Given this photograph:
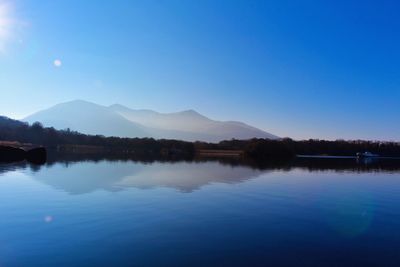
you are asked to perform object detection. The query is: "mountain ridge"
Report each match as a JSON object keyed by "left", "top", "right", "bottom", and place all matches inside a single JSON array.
[{"left": 24, "top": 100, "right": 279, "bottom": 142}]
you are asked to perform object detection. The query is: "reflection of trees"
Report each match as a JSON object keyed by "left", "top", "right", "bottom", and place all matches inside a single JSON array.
[
  {"left": 44, "top": 153, "right": 400, "bottom": 173},
  {"left": 290, "top": 157, "right": 400, "bottom": 173},
  {"left": 43, "top": 152, "right": 400, "bottom": 173},
  {"left": 2, "top": 154, "right": 400, "bottom": 179}
]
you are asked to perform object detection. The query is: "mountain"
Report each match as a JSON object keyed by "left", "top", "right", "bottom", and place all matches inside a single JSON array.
[
  {"left": 23, "top": 100, "right": 149, "bottom": 138},
  {"left": 24, "top": 100, "right": 278, "bottom": 142}
]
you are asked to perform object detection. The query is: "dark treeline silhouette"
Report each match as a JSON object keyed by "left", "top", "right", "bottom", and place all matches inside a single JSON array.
[
  {"left": 284, "top": 138, "right": 400, "bottom": 156},
  {"left": 0, "top": 116, "right": 194, "bottom": 157},
  {"left": 1, "top": 116, "right": 400, "bottom": 160},
  {"left": 195, "top": 138, "right": 400, "bottom": 157},
  {"left": 195, "top": 139, "right": 294, "bottom": 159}
]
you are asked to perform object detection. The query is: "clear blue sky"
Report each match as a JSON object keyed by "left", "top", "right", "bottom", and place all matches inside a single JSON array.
[{"left": 0, "top": 0, "right": 399, "bottom": 140}]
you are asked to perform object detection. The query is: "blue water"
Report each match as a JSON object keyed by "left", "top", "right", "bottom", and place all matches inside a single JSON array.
[{"left": 0, "top": 160, "right": 400, "bottom": 266}]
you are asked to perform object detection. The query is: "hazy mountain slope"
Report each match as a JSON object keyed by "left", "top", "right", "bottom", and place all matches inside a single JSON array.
[
  {"left": 109, "top": 104, "right": 212, "bottom": 132},
  {"left": 24, "top": 100, "right": 150, "bottom": 138},
  {"left": 24, "top": 100, "right": 278, "bottom": 142},
  {"left": 109, "top": 104, "right": 278, "bottom": 140}
]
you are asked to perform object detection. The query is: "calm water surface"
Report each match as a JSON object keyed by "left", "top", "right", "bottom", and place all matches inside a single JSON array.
[{"left": 0, "top": 159, "right": 400, "bottom": 266}]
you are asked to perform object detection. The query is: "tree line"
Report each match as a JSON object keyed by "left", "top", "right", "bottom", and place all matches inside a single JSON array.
[
  {"left": 0, "top": 116, "right": 194, "bottom": 157},
  {"left": 1, "top": 116, "right": 400, "bottom": 159},
  {"left": 195, "top": 138, "right": 400, "bottom": 158}
]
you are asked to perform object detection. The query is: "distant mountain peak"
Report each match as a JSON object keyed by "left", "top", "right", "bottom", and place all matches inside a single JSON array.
[
  {"left": 181, "top": 109, "right": 197, "bottom": 114},
  {"left": 174, "top": 109, "right": 206, "bottom": 118},
  {"left": 62, "top": 99, "right": 97, "bottom": 105}
]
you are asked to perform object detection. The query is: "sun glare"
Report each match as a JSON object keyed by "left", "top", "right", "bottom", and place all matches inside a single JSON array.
[{"left": 0, "top": 1, "right": 13, "bottom": 52}]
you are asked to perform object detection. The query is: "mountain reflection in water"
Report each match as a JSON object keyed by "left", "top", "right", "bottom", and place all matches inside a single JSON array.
[{"left": 1, "top": 156, "right": 400, "bottom": 195}]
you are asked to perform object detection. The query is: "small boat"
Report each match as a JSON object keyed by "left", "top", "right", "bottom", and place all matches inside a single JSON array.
[{"left": 356, "top": 151, "right": 379, "bottom": 158}]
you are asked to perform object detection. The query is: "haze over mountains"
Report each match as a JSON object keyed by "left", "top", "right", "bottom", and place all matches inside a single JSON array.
[{"left": 24, "top": 100, "right": 278, "bottom": 142}]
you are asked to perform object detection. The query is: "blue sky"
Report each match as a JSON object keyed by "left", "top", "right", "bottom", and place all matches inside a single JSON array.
[{"left": 0, "top": 0, "right": 399, "bottom": 140}]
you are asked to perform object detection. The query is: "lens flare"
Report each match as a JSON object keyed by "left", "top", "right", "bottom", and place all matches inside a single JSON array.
[
  {"left": 53, "top": 59, "right": 62, "bottom": 67},
  {"left": 44, "top": 215, "right": 53, "bottom": 223}
]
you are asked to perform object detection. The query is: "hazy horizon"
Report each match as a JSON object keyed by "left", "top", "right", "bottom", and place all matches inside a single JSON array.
[{"left": 1, "top": 0, "right": 400, "bottom": 140}]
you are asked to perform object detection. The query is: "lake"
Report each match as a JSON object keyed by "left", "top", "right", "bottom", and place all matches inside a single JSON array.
[{"left": 0, "top": 158, "right": 400, "bottom": 266}]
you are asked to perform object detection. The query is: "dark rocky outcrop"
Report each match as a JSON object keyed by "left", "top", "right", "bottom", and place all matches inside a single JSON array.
[
  {"left": 0, "top": 146, "right": 26, "bottom": 162},
  {"left": 0, "top": 145, "right": 47, "bottom": 164},
  {"left": 26, "top": 147, "right": 47, "bottom": 165}
]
